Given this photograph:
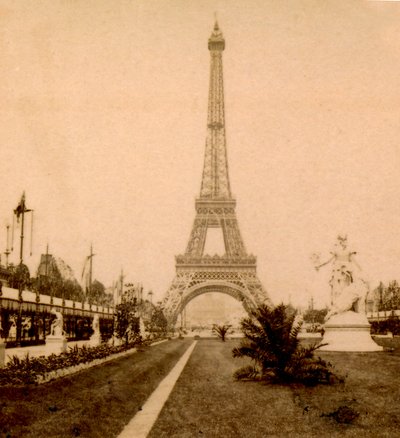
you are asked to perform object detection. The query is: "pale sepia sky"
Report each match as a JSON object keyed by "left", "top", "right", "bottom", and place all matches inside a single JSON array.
[{"left": 1, "top": 0, "right": 400, "bottom": 307}]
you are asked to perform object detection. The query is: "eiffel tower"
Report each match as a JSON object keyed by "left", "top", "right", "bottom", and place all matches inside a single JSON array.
[{"left": 162, "top": 22, "right": 271, "bottom": 325}]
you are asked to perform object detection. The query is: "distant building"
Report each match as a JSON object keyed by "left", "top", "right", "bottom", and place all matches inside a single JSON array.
[
  {"left": 37, "top": 254, "right": 77, "bottom": 283},
  {"left": 36, "top": 253, "right": 82, "bottom": 301}
]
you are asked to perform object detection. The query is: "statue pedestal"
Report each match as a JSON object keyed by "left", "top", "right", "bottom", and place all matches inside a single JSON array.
[
  {"left": 45, "top": 336, "right": 67, "bottom": 355},
  {"left": 320, "top": 311, "right": 383, "bottom": 352},
  {"left": 109, "top": 335, "right": 122, "bottom": 346},
  {"left": 89, "top": 333, "right": 102, "bottom": 347},
  {"left": 0, "top": 341, "right": 6, "bottom": 367}
]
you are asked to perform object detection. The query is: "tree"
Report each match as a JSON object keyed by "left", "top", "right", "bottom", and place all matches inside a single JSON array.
[
  {"left": 148, "top": 305, "right": 168, "bottom": 337},
  {"left": 62, "top": 279, "right": 84, "bottom": 301},
  {"left": 8, "top": 264, "right": 30, "bottom": 290},
  {"left": 115, "top": 297, "right": 141, "bottom": 344},
  {"left": 232, "top": 304, "right": 339, "bottom": 386},
  {"left": 89, "top": 279, "right": 106, "bottom": 305},
  {"left": 375, "top": 280, "right": 400, "bottom": 311},
  {"left": 386, "top": 280, "right": 400, "bottom": 310},
  {"left": 212, "top": 324, "right": 232, "bottom": 342}
]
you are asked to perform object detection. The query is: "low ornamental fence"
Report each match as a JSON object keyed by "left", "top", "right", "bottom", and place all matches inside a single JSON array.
[{"left": 367, "top": 310, "right": 400, "bottom": 322}]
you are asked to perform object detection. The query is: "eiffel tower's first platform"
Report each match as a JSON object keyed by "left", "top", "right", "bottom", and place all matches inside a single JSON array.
[{"left": 162, "top": 23, "right": 271, "bottom": 325}]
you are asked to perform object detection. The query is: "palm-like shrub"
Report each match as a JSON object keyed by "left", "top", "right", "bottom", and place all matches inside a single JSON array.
[
  {"left": 212, "top": 324, "right": 232, "bottom": 342},
  {"left": 232, "top": 304, "right": 338, "bottom": 386}
]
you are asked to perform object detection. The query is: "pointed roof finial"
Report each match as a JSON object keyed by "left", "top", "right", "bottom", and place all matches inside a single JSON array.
[
  {"left": 214, "top": 12, "right": 219, "bottom": 30},
  {"left": 209, "top": 16, "right": 224, "bottom": 50}
]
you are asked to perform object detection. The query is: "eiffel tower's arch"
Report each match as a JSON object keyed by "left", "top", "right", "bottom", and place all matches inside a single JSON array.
[
  {"left": 166, "top": 281, "right": 256, "bottom": 327},
  {"left": 162, "top": 22, "right": 271, "bottom": 327}
]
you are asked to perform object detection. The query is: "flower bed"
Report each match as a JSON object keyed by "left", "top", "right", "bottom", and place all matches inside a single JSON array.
[{"left": 0, "top": 341, "right": 142, "bottom": 386}]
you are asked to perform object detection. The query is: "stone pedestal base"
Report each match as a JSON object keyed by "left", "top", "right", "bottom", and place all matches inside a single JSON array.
[
  {"left": 109, "top": 335, "right": 121, "bottom": 346},
  {"left": 89, "top": 334, "right": 102, "bottom": 347},
  {"left": 0, "top": 341, "right": 6, "bottom": 367},
  {"left": 45, "top": 336, "right": 67, "bottom": 354},
  {"left": 320, "top": 311, "right": 383, "bottom": 352}
]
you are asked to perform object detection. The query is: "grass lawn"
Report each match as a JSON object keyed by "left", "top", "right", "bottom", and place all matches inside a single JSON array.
[
  {"left": 1, "top": 337, "right": 399, "bottom": 437},
  {"left": 149, "top": 339, "right": 400, "bottom": 438},
  {"left": 0, "top": 339, "right": 192, "bottom": 438}
]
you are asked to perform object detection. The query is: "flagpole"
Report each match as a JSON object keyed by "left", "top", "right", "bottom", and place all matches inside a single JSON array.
[
  {"left": 11, "top": 215, "right": 15, "bottom": 252},
  {"left": 47, "top": 244, "right": 54, "bottom": 305},
  {"left": 119, "top": 268, "right": 124, "bottom": 305},
  {"left": 19, "top": 194, "right": 25, "bottom": 266},
  {"left": 89, "top": 244, "right": 93, "bottom": 300},
  {"left": 4, "top": 225, "right": 10, "bottom": 267},
  {"left": 88, "top": 244, "right": 95, "bottom": 309},
  {"left": 113, "top": 268, "right": 124, "bottom": 344},
  {"left": 15, "top": 192, "right": 32, "bottom": 347}
]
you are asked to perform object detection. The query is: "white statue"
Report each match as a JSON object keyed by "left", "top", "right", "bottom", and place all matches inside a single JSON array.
[
  {"left": 89, "top": 314, "right": 101, "bottom": 345},
  {"left": 8, "top": 317, "right": 17, "bottom": 340},
  {"left": 92, "top": 314, "right": 100, "bottom": 334},
  {"left": 314, "top": 235, "right": 368, "bottom": 319},
  {"left": 50, "top": 308, "right": 64, "bottom": 337}
]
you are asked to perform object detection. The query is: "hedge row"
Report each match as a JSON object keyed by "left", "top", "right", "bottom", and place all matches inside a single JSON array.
[
  {"left": 370, "top": 318, "right": 400, "bottom": 335},
  {"left": 0, "top": 340, "right": 142, "bottom": 386}
]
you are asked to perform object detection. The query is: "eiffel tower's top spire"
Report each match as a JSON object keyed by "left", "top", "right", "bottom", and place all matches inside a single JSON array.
[
  {"left": 208, "top": 20, "right": 224, "bottom": 50},
  {"left": 200, "top": 22, "right": 231, "bottom": 199}
]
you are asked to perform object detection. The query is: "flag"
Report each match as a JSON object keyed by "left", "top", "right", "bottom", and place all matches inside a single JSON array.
[
  {"left": 81, "top": 255, "right": 91, "bottom": 291},
  {"left": 14, "top": 192, "right": 26, "bottom": 222},
  {"left": 81, "top": 247, "right": 95, "bottom": 295},
  {"left": 81, "top": 255, "right": 89, "bottom": 280}
]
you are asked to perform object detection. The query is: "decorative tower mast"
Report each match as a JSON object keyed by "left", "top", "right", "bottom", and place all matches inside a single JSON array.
[
  {"left": 4, "top": 225, "right": 11, "bottom": 267},
  {"left": 89, "top": 244, "right": 94, "bottom": 298},
  {"left": 119, "top": 268, "right": 124, "bottom": 305},
  {"left": 162, "top": 23, "right": 270, "bottom": 326},
  {"left": 13, "top": 192, "right": 34, "bottom": 346},
  {"left": 87, "top": 244, "right": 95, "bottom": 308}
]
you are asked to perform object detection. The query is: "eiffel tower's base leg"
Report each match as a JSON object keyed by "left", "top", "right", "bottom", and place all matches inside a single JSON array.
[{"left": 162, "top": 268, "right": 271, "bottom": 328}]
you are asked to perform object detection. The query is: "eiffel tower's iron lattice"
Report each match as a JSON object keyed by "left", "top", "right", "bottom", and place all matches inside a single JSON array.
[{"left": 162, "top": 23, "right": 271, "bottom": 325}]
